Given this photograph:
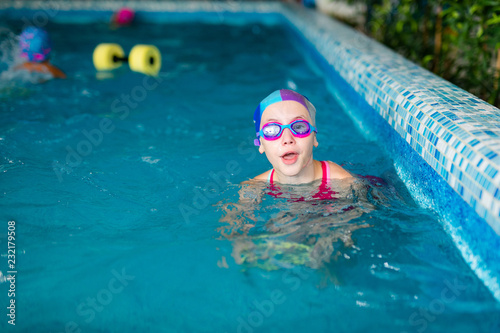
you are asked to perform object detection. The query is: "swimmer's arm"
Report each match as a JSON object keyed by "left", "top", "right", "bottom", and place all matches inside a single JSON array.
[
  {"left": 239, "top": 168, "right": 274, "bottom": 203},
  {"left": 15, "top": 62, "right": 66, "bottom": 79},
  {"left": 238, "top": 179, "right": 266, "bottom": 204},
  {"left": 235, "top": 169, "right": 271, "bottom": 203},
  {"left": 229, "top": 177, "right": 272, "bottom": 230},
  {"left": 47, "top": 64, "right": 66, "bottom": 79},
  {"left": 217, "top": 182, "right": 263, "bottom": 238},
  {"left": 326, "top": 161, "right": 383, "bottom": 213}
]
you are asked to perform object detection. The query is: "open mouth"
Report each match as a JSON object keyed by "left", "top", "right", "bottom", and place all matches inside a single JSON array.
[{"left": 281, "top": 151, "right": 299, "bottom": 164}]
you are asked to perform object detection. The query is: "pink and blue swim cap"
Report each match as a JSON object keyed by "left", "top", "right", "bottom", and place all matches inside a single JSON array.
[
  {"left": 253, "top": 89, "right": 316, "bottom": 146},
  {"left": 19, "top": 27, "right": 52, "bottom": 63}
]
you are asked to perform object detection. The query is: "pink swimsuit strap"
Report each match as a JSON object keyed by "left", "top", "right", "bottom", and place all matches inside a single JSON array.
[
  {"left": 268, "top": 161, "right": 329, "bottom": 185},
  {"left": 267, "top": 161, "right": 336, "bottom": 201},
  {"left": 314, "top": 161, "right": 335, "bottom": 200}
]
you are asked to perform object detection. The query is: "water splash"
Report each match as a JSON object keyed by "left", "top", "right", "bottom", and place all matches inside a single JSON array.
[{"left": 0, "top": 27, "right": 21, "bottom": 70}]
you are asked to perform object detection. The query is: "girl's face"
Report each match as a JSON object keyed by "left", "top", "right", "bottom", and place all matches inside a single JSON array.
[{"left": 259, "top": 100, "right": 318, "bottom": 180}]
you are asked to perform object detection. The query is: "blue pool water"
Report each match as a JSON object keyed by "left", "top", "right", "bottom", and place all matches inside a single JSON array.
[{"left": 0, "top": 20, "right": 500, "bottom": 332}]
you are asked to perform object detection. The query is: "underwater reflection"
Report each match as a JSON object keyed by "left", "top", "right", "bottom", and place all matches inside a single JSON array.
[{"left": 218, "top": 175, "right": 393, "bottom": 275}]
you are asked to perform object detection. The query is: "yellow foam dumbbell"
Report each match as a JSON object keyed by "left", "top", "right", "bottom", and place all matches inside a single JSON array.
[
  {"left": 92, "top": 43, "right": 126, "bottom": 71},
  {"left": 92, "top": 43, "right": 161, "bottom": 76},
  {"left": 129, "top": 44, "right": 161, "bottom": 76}
]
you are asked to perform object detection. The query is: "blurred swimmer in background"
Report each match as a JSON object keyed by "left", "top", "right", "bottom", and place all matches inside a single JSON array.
[
  {"left": 110, "top": 7, "right": 135, "bottom": 29},
  {"left": 16, "top": 26, "right": 66, "bottom": 79}
]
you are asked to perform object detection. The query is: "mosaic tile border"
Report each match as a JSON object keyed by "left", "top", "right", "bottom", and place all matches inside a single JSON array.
[{"left": 0, "top": 0, "right": 282, "bottom": 13}]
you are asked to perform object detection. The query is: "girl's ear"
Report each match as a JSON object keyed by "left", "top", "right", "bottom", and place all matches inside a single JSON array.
[
  {"left": 259, "top": 144, "right": 265, "bottom": 154},
  {"left": 313, "top": 134, "right": 318, "bottom": 148}
]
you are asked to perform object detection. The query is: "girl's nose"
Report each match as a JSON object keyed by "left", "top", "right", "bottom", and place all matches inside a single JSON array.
[{"left": 281, "top": 128, "right": 295, "bottom": 145}]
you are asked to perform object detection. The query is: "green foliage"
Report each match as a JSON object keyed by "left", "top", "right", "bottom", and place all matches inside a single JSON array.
[{"left": 345, "top": 0, "right": 500, "bottom": 106}]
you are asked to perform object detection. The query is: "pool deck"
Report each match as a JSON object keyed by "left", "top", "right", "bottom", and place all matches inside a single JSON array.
[{"left": 3, "top": 0, "right": 500, "bottom": 301}]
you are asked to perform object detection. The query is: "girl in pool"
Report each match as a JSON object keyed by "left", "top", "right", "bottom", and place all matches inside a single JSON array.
[
  {"left": 16, "top": 27, "right": 66, "bottom": 79},
  {"left": 218, "top": 90, "right": 384, "bottom": 271},
  {"left": 252, "top": 89, "right": 352, "bottom": 189}
]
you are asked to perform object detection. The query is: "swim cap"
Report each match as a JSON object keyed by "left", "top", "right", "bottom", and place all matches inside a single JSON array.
[
  {"left": 19, "top": 27, "right": 52, "bottom": 63},
  {"left": 253, "top": 89, "right": 316, "bottom": 145},
  {"left": 115, "top": 8, "right": 135, "bottom": 26}
]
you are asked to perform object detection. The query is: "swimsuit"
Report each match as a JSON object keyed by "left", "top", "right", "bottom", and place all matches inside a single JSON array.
[{"left": 266, "top": 161, "right": 338, "bottom": 201}]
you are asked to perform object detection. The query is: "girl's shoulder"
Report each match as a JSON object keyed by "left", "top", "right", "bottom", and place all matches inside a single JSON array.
[
  {"left": 323, "top": 160, "right": 353, "bottom": 180},
  {"left": 253, "top": 169, "right": 272, "bottom": 181}
]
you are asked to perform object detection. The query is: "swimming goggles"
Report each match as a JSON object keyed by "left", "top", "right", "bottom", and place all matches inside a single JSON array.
[{"left": 257, "top": 119, "right": 317, "bottom": 142}]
